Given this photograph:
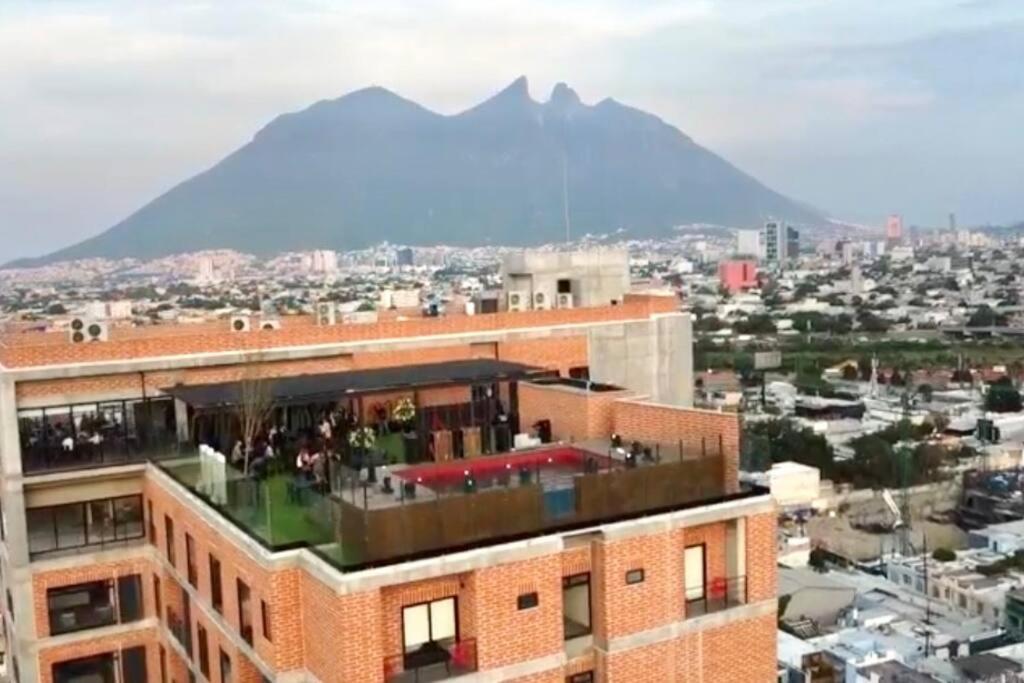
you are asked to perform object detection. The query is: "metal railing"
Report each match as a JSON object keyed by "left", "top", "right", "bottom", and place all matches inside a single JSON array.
[
  {"left": 21, "top": 438, "right": 181, "bottom": 475},
  {"left": 684, "top": 576, "right": 747, "bottom": 618},
  {"left": 383, "top": 638, "right": 478, "bottom": 682}
]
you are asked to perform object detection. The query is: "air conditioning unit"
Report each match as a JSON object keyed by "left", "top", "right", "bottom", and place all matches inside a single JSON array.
[
  {"left": 69, "top": 318, "right": 108, "bottom": 343},
  {"left": 533, "top": 291, "right": 550, "bottom": 311},
  {"left": 259, "top": 319, "right": 281, "bottom": 331},
  {"left": 557, "top": 293, "right": 574, "bottom": 309},
  {"left": 230, "top": 315, "right": 251, "bottom": 332},
  {"left": 507, "top": 290, "right": 529, "bottom": 312},
  {"left": 316, "top": 302, "right": 336, "bottom": 326}
]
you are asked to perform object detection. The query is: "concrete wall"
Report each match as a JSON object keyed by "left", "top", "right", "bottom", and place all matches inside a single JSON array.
[
  {"left": 587, "top": 312, "right": 694, "bottom": 407},
  {"left": 501, "top": 250, "right": 629, "bottom": 310}
]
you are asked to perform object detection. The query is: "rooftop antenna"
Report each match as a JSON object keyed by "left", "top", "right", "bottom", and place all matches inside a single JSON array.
[{"left": 562, "top": 150, "right": 572, "bottom": 244}]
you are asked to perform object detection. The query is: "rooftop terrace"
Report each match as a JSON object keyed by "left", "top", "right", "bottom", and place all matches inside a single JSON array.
[{"left": 159, "top": 438, "right": 753, "bottom": 572}]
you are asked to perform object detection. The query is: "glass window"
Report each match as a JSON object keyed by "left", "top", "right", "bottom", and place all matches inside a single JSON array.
[
  {"left": 219, "top": 649, "right": 233, "bottom": 683},
  {"left": 402, "top": 597, "right": 457, "bottom": 653},
  {"left": 261, "top": 600, "right": 272, "bottom": 642},
  {"left": 121, "top": 646, "right": 147, "bottom": 682},
  {"left": 562, "top": 573, "right": 591, "bottom": 639},
  {"left": 198, "top": 624, "right": 210, "bottom": 678},
  {"left": 165, "top": 516, "right": 176, "bottom": 566},
  {"left": 210, "top": 555, "right": 223, "bottom": 613},
  {"left": 237, "top": 579, "right": 253, "bottom": 644},
  {"left": 55, "top": 504, "right": 87, "bottom": 549},
  {"left": 27, "top": 507, "right": 57, "bottom": 555},
  {"left": 117, "top": 575, "right": 143, "bottom": 623},
  {"left": 47, "top": 581, "right": 116, "bottom": 635},
  {"left": 186, "top": 534, "right": 197, "bottom": 587},
  {"left": 52, "top": 652, "right": 117, "bottom": 683},
  {"left": 684, "top": 545, "right": 706, "bottom": 601},
  {"left": 87, "top": 500, "right": 117, "bottom": 544},
  {"left": 114, "top": 496, "right": 143, "bottom": 539},
  {"left": 27, "top": 496, "right": 145, "bottom": 559}
]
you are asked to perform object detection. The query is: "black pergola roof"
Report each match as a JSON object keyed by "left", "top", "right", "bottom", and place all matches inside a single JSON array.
[{"left": 167, "top": 359, "right": 543, "bottom": 409}]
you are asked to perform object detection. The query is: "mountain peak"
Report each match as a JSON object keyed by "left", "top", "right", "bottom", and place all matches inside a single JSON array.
[
  {"left": 15, "top": 78, "right": 823, "bottom": 266},
  {"left": 549, "top": 82, "right": 581, "bottom": 108}
]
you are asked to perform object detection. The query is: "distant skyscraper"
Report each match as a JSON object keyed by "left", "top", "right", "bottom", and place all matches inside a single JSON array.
[
  {"left": 886, "top": 214, "right": 903, "bottom": 245},
  {"left": 309, "top": 249, "right": 338, "bottom": 273},
  {"left": 949, "top": 212, "right": 957, "bottom": 233},
  {"left": 736, "top": 229, "right": 761, "bottom": 259},
  {"left": 761, "top": 221, "right": 798, "bottom": 264},
  {"left": 396, "top": 247, "right": 414, "bottom": 267},
  {"left": 197, "top": 256, "right": 215, "bottom": 283}
]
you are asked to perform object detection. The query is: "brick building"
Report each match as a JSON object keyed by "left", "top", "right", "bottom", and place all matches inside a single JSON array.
[
  {"left": 717, "top": 260, "right": 758, "bottom": 294},
  {"left": 0, "top": 269, "right": 776, "bottom": 682}
]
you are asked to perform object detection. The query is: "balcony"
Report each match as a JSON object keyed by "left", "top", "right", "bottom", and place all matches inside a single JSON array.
[
  {"left": 383, "top": 639, "right": 477, "bottom": 683},
  {"left": 685, "top": 576, "right": 747, "bottom": 618},
  {"left": 18, "top": 397, "right": 179, "bottom": 475}
]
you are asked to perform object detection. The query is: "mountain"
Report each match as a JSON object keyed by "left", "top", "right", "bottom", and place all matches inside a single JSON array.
[{"left": 14, "top": 77, "right": 824, "bottom": 265}]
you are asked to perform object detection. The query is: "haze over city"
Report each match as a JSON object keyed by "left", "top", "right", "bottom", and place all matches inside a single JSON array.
[{"left": 2, "top": 0, "right": 1024, "bottom": 260}]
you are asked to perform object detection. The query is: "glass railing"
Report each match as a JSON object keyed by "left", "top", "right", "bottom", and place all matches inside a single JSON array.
[
  {"left": 383, "top": 638, "right": 478, "bottom": 682},
  {"left": 157, "top": 442, "right": 760, "bottom": 573},
  {"left": 684, "top": 576, "right": 747, "bottom": 618},
  {"left": 22, "top": 437, "right": 182, "bottom": 475},
  {"left": 159, "top": 451, "right": 335, "bottom": 551}
]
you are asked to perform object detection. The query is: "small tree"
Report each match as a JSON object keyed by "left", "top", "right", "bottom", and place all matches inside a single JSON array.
[
  {"left": 841, "top": 364, "right": 859, "bottom": 381},
  {"left": 932, "top": 547, "right": 956, "bottom": 562},
  {"left": 236, "top": 358, "right": 274, "bottom": 474}
]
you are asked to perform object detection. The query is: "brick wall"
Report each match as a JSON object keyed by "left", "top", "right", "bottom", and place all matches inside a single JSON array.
[
  {"left": 518, "top": 382, "right": 631, "bottom": 443},
  {"left": 473, "top": 554, "right": 564, "bottom": 671},
  {"left": 16, "top": 334, "right": 586, "bottom": 405},
  {"left": 3, "top": 296, "right": 674, "bottom": 368},
  {"left": 612, "top": 399, "right": 740, "bottom": 492},
  {"left": 745, "top": 512, "right": 778, "bottom": 603}
]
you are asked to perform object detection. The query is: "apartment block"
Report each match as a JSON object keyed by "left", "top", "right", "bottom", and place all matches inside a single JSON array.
[{"left": 0, "top": 265, "right": 776, "bottom": 682}]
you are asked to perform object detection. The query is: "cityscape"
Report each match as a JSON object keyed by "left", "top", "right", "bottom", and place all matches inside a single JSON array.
[{"left": 3, "top": 2, "right": 1024, "bottom": 683}]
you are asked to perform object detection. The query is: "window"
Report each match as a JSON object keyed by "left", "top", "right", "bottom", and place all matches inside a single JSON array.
[
  {"left": 186, "top": 533, "right": 197, "bottom": 587},
  {"left": 402, "top": 597, "right": 457, "bottom": 657},
  {"left": 219, "top": 649, "right": 233, "bottom": 683},
  {"left": 52, "top": 653, "right": 116, "bottom": 683},
  {"left": 26, "top": 496, "right": 144, "bottom": 558},
  {"left": 154, "top": 575, "right": 162, "bottom": 622},
  {"left": 121, "top": 646, "right": 147, "bottom": 682},
  {"left": 147, "top": 500, "right": 156, "bottom": 544},
  {"left": 684, "top": 545, "right": 706, "bottom": 602},
  {"left": 18, "top": 397, "right": 177, "bottom": 474},
  {"left": 517, "top": 592, "right": 539, "bottom": 610},
  {"left": 209, "top": 554, "right": 223, "bottom": 613},
  {"left": 164, "top": 515, "right": 175, "bottom": 566},
  {"left": 159, "top": 645, "right": 167, "bottom": 683},
  {"left": 237, "top": 579, "right": 253, "bottom": 645},
  {"left": 562, "top": 573, "right": 591, "bottom": 639},
  {"left": 568, "top": 673, "right": 594, "bottom": 683},
  {"left": 261, "top": 600, "right": 272, "bottom": 642},
  {"left": 47, "top": 575, "right": 143, "bottom": 636},
  {"left": 197, "top": 624, "right": 210, "bottom": 677},
  {"left": 625, "top": 569, "right": 644, "bottom": 585}
]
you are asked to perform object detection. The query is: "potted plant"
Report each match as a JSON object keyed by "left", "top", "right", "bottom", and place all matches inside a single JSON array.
[
  {"left": 392, "top": 397, "right": 420, "bottom": 462},
  {"left": 348, "top": 426, "right": 378, "bottom": 482}
]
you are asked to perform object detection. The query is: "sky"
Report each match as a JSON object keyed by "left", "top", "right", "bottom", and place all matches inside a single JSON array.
[{"left": 2, "top": 0, "right": 1023, "bottom": 260}]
